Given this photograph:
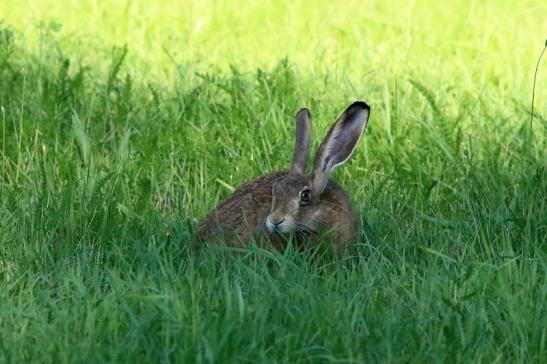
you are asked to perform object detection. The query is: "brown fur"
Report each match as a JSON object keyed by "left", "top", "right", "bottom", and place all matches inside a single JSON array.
[{"left": 196, "top": 171, "right": 285, "bottom": 247}]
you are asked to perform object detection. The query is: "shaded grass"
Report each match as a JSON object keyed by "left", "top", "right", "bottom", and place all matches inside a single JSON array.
[{"left": 0, "top": 9, "right": 546, "bottom": 364}]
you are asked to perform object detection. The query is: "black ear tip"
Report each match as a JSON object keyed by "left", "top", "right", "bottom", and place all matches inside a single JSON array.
[
  {"left": 296, "top": 107, "right": 311, "bottom": 118},
  {"left": 349, "top": 101, "right": 370, "bottom": 111}
]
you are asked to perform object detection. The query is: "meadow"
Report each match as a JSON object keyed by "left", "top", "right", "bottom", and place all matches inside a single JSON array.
[{"left": 0, "top": 0, "right": 546, "bottom": 362}]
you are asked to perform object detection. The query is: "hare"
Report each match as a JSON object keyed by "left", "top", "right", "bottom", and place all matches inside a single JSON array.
[{"left": 196, "top": 101, "right": 370, "bottom": 250}]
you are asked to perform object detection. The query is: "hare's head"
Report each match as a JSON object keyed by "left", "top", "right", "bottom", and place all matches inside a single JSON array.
[{"left": 265, "top": 102, "right": 370, "bottom": 235}]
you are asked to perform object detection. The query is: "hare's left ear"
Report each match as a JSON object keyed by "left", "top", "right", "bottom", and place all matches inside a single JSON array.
[
  {"left": 290, "top": 108, "right": 312, "bottom": 174},
  {"left": 311, "top": 101, "right": 370, "bottom": 193}
]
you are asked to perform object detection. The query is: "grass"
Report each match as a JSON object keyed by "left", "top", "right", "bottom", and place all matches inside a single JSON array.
[{"left": 0, "top": 0, "right": 546, "bottom": 362}]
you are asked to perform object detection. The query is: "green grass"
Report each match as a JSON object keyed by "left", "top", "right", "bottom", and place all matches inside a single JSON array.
[{"left": 0, "top": 0, "right": 546, "bottom": 362}]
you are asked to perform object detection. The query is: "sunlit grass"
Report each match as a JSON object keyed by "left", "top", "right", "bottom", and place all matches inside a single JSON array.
[
  {"left": 0, "top": 0, "right": 546, "bottom": 362},
  {"left": 2, "top": 1, "right": 546, "bottom": 94}
]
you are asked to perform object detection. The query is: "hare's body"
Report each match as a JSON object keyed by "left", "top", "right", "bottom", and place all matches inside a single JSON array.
[
  {"left": 197, "top": 172, "right": 283, "bottom": 246},
  {"left": 196, "top": 171, "right": 360, "bottom": 247},
  {"left": 196, "top": 101, "right": 370, "bottom": 250}
]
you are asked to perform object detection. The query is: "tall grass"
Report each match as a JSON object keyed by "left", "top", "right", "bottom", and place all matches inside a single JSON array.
[{"left": 0, "top": 1, "right": 546, "bottom": 362}]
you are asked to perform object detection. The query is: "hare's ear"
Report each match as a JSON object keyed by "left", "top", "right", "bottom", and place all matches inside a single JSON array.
[
  {"left": 290, "top": 108, "right": 312, "bottom": 174},
  {"left": 311, "top": 101, "right": 370, "bottom": 193}
]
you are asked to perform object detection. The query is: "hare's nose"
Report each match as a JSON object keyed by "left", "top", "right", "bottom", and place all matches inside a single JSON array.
[{"left": 272, "top": 218, "right": 285, "bottom": 226}]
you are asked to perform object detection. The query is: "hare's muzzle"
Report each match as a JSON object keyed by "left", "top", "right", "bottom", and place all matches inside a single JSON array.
[{"left": 265, "top": 215, "right": 293, "bottom": 234}]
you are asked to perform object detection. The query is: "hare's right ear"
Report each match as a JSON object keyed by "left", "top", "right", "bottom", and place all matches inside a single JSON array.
[
  {"left": 290, "top": 108, "right": 312, "bottom": 174},
  {"left": 311, "top": 101, "right": 370, "bottom": 193}
]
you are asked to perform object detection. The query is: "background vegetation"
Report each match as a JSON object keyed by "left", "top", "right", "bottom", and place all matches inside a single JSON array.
[{"left": 0, "top": 0, "right": 546, "bottom": 362}]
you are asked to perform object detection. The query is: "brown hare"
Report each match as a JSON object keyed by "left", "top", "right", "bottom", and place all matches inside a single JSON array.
[{"left": 196, "top": 101, "right": 370, "bottom": 251}]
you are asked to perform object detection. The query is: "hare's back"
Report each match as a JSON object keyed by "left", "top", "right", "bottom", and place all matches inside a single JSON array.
[{"left": 197, "top": 171, "right": 288, "bottom": 243}]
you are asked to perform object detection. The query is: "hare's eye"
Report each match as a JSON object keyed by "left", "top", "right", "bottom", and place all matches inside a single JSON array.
[{"left": 300, "top": 189, "right": 311, "bottom": 204}]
